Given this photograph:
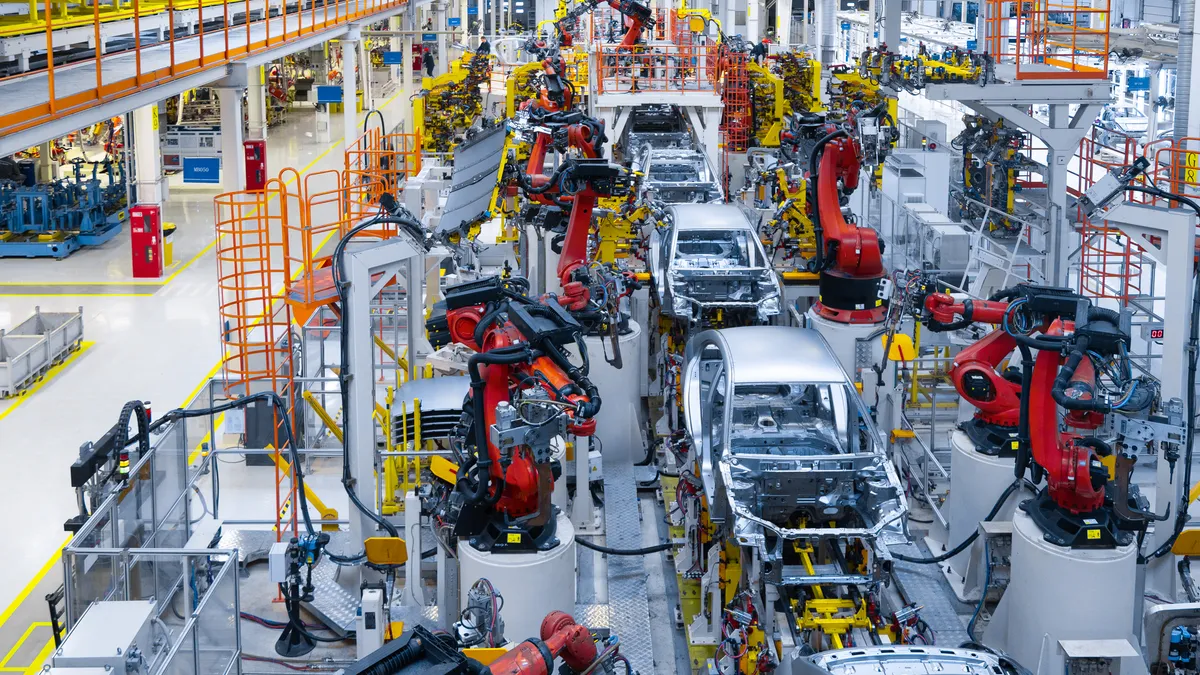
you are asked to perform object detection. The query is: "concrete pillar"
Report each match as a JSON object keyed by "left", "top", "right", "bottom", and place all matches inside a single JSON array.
[
  {"left": 747, "top": 0, "right": 759, "bottom": 40},
  {"left": 132, "top": 104, "right": 164, "bottom": 206},
  {"left": 217, "top": 87, "right": 246, "bottom": 192},
  {"left": 435, "top": 0, "right": 449, "bottom": 75},
  {"left": 492, "top": 0, "right": 500, "bottom": 39},
  {"left": 867, "top": 0, "right": 876, "bottom": 45},
  {"left": 724, "top": 0, "right": 735, "bottom": 37},
  {"left": 1148, "top": 63, "right": 1162, "bottom": 142},
  {"left": 391, "top": 15, "right": 403, "bottom": 84},
  {"left": 776, "top": 0, "right": 791, "bottom": 45},
  {"left": 359, "top": 36, "right": 372, "bottom": 110},
  {"left": 816, "top": 0, "right": 834, "bottom": 64},
  {"left": 883, "top": 0, "right": 900, "bottom": 48},
  {"left": 247, "top": 65, "right": 268, "bottom": 141},
  {"left": 799, "top": 0, "right": 807, "bottom": 45},
  {"left": 343, "top": 31, "right": 360, "bottom": 150}
]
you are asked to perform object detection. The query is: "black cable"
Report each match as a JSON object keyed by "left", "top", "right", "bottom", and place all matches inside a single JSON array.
[
  {"left": 891, "top": 480, "right": 1029, "bottom": 564},
  {"left": 575, "top": 537, "right": 673, "bottom": 555},
  {"left": 331, "top": 212, "right": 425, "bottom": 539}
]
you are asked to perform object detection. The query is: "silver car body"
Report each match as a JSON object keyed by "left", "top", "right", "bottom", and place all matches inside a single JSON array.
[
  {"left": 682, "top": 326, "right": 907, "bottom": 585},
  {"left": 792, "top": 647, "right": 1027, "bottom": 675},
  {"left": 649, "top": 204, "right": 783, "bottom": 323}
]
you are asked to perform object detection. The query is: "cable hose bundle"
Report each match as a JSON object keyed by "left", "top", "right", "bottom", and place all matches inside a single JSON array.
[{"left": 890, "top": 480, "right": 1031, "bottom": 564}]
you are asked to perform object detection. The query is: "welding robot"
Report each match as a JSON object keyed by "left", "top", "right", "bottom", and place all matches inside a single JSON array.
[
  {"left": 343, "top": 611, "right": 628, "bottom": 675},
  {"left": 802, "top": 127, "right": 893, "bottom": 373},
  {"left": 553, "top": 0, "right": 655, "bottom": 48},
  {"left": 425, "top": 275, "right": 600, "bottom": 554},
  {"left": 506, "top": 103, "right": 640, "bottom": 366},
  {"left": 909, "top": 282, "right": 1163, "bottom": 673}
]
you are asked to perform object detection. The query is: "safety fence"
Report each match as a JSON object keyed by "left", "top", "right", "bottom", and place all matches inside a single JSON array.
[
  {"left": 0, "top": 0, "right": 408, "bottom": 137},
  {"left": 593, "top": 42, "right": 717, "bottom": 94},
  {"left": 980, "top": 0, "right": 1109, "bottom": 80},
  {"left": 61, "top": 422, "right": 242, "bottom": 675}
]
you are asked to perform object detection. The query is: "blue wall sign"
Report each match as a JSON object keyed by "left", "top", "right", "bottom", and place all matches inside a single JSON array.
[
  {"left": 382, "top": 51, "right": 405, "bottom": 65},
  {"left": 840, "top": 21, "right": 850, "bottom": 29},
  {"left": 316, "top": 85, "right": 343, "bottom": 103},
  {"left": 182, "top": 157, "right": 221, "bottom": 184},
  {"left": 468, "top": 5, "right": 478, "bottom": 13},
  {"left": 1127, "top": 76, "right": 1150, "bottom": 91},
  {"left": 421, "top": 32, "right": 437, "bottom": 41},
  {"left": 448, "top": 16, "right": 461, "bottom": 26},
  {"left": 966, "top": 38, "right": 977, "bottom": 50}
]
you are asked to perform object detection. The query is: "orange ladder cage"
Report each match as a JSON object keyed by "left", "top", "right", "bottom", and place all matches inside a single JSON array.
[
  {"left": 719, "top": 48, "right": 751, "bottom": 200},
  {"left": 982, "top": 0, "right": 1109, "bottom": 80},
  {"left": 214, "top": 183, "right": 300, "bottom": 542}
]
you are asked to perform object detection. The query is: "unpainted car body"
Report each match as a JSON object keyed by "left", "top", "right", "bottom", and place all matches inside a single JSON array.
[
  {"left": 649, "top": 204, "right": 782, "bottom": 323},
  {"left": 682, "top": 326, "right": 907, "bottom": 586}
]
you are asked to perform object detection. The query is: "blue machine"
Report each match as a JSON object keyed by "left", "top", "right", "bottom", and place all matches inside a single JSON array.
[{"left": 0, "top": 158, "right": 127, "bottom": 259}]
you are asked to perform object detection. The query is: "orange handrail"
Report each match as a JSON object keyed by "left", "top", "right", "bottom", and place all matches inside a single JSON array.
[{"left": 0, "top": 0, "right": 410, "bottom": 138}]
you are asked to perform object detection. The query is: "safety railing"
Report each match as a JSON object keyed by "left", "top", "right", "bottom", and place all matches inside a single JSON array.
[
  {"left": 1079, "top": 216, "right": 1145, "bottom": 304},
  {"left": 345, "top": 126, "right": 422, "bottom": 214},
  {"left": 0, "top": 0, "right": 408, "bottom": 137},
  {"left": 981, "top": 0, "right": 1109, "bottom": 80},
  {"left": 593, "top": 42, "right": 717, "bottom": 94}
]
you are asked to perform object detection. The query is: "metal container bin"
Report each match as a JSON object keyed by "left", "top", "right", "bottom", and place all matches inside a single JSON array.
[
  {"left": 8, "top": 306, "right": 83, "bottom": 365},
  {"left": 0, "top": 330, "right": 51, "bottom": 397}
]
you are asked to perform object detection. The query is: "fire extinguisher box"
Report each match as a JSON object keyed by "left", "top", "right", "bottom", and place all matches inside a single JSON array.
[
  {"left": 244, "top": 139, "right": 267, "bottom": 190},
  {"left": 129, "top": 204, "right": 163, "bottom": 279}
]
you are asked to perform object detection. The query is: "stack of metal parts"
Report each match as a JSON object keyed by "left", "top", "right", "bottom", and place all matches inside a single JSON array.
[{"left": 0, "top": 160, "right": 127, "bottom": 258}]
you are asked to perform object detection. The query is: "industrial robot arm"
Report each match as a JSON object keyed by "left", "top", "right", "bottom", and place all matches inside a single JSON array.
[
  {"left": 425, "top": 276, "right": 602, "bottom": 551},
  {"left": 556, "top": 0, "right": 655, "bottom": 47}
]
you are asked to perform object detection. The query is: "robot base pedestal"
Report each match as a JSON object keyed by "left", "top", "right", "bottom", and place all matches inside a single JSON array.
[
  {"left": 805, "top": 309, "right": 883, "bottom": 376},
  {"left": 457, "top": 512, "right": 577, "bottom": 643},
  {"left": 927, "top": 430, "right": 1019, "bottom": 602},
  {"left": 984, "top": 510, "right": 1138, "bottom": 675},
  {"left": 582, "top": 321, "right": 644, "bottom": 464}
]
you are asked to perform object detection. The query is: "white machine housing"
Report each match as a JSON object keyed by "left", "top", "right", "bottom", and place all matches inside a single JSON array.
[{"left": 52, "top": 600, "right": 158, "bottom": 674}]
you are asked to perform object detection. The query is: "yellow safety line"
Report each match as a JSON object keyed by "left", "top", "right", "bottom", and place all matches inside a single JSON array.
[
  {"left": 0, "top": 538, "right": 69, "bottom": 630},
  {"left": 20, "top": 637, "right": 55, "bottom": 675},
  {"left": 0, "top": 622, "right": 49, "bottom": 669},
  {"left": 0, "top": 342, "right": 94, "bottom": 422}
]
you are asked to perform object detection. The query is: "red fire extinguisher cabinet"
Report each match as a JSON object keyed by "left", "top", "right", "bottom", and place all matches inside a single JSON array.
[
  {"left": 130, "top": 204, "right": 163, "bottom": 278},
  {"left": 244, "top": 140, "right": 267, "bottom": 190}
]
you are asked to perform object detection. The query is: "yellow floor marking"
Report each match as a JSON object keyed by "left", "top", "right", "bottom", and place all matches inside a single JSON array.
[
  {"left": 0, "top": 343, "right": 94, "bottom": 422},
  {"left": 0, "top": 623, "right": 50, "bottom": 669}
]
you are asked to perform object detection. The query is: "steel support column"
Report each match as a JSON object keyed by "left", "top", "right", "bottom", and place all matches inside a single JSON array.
[
  {"left": 132, "top": 104, "right": 165, "bottom": 206},
  {"left": 217, "top": 86, "right": 246, "bottom": 191},
  {"left": 343, "top": 27, "right": 361, "bottom": 150}
]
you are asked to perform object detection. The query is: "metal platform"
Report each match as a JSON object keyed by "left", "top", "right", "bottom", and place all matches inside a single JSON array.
[{"left": 0, "top": 0, "right": 404, "bottom": 155}]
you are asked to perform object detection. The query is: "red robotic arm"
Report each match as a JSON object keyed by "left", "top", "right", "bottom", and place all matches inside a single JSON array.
[
  {"left": 556, "top": 0, "right": 655, "bottom": 48},
  {"left": 810, "top": 131, "right": 889, "bottom": 324},
  {"left": 487, "top": 612, "right": 598, "bottom": 675}
]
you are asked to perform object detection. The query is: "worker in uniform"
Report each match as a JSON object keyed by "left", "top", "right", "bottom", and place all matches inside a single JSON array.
[{"left": 423, "top": 48, "right": 435, "bottom": 76}]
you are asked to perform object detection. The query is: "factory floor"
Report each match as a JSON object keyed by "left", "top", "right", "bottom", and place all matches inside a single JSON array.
[{"left": 0, "top": 88, "right": 412, "bottom": 672}]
